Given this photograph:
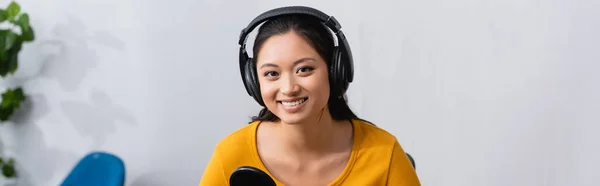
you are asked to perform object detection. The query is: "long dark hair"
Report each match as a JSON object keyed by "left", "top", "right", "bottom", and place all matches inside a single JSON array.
[{"left": 249, "top": 14, "right": 362, "bottom": 123}]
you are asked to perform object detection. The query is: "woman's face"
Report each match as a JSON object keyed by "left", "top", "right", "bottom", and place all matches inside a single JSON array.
[{"left": 255, "top": 31, "right": 331, "bottom": 124}]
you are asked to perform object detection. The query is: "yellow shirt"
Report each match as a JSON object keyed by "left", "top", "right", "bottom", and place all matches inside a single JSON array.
[{"left": 199, "top": 119, "right": 421, "bottom": 186}]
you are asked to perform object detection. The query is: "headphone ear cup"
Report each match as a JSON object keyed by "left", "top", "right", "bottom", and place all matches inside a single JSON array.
[
  {"left": 242, "top": 59, "right": 254, "bottom": 96},
  {"left": 337, "top": 49, "right": 349, "bottom": 95},
  {"left": 329, "top": 47, "right": 344, "bottom": 97},
  {"left": 245, "top": 58, "right": 265, "bottom": 106}
]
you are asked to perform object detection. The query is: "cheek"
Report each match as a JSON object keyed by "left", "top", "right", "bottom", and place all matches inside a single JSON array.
[
  {"left": 317, "top": 81, "right": 331, "bottom": 101},
  {"left": 259, "top": 80, "right": 277, "bottom": 101},
  {"left": 303, "top": 72, "right": 330, "bottom": 100}
]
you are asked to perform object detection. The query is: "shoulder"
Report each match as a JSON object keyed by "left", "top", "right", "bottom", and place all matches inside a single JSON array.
[
  {"left": 200, "top": 122, "right": 261, "bottom": 185},
  {"left": 353, "top": 119, "right": 399, "bottom": 147},
  {"left": 351, "top": 119, "right": 401, "bottom": 162},
  {"left": 346, "top": 119, "right": 420, "bottom": 185},
  {"left": 208, "top": 121, "right": 262, "bottom": 178},
  {"left": 213, "top": 121, "right": 259, "bottom": 154}
]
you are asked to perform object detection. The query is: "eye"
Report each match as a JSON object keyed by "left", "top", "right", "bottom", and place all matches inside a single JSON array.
[
  {"left": 297, "top": 67, "right": 314, "bottom": 73},
  {"left": 264, "top": 71, "right": 279, "bottom": 77}
]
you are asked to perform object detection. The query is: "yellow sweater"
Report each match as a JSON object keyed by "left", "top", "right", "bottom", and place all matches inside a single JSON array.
[{"left": 199, "top": 119, "right": 421, "bottom": 186}]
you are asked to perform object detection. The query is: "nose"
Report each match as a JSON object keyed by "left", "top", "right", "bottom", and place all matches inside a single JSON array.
[{"left": 280, "top": 76, "right": 300, "bottom": 97}]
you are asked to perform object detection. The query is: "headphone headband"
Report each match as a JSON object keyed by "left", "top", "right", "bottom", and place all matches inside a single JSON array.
[{"left": 238, "top": 6, "right": 342, "bottom": 45}]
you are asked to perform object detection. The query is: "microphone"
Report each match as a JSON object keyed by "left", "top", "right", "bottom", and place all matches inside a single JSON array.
[{"left": 229, "top": 166, "right": 276, "bottom": 186}]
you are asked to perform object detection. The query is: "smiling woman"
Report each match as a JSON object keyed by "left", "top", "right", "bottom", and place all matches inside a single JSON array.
[{"left": 199, "top": 6, "right": 421, "bottom": 186}]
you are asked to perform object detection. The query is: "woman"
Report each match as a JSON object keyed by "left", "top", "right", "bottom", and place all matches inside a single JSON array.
[{"left": 200, "top": 6, "right": 421, "bottom": 186}]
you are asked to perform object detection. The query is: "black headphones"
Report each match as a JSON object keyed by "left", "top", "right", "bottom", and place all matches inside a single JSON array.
[{"left": 238, "top": 6, "right": 354, "bottom": 106}]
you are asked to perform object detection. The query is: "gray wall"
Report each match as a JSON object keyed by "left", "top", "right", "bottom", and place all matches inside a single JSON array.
[{"left": 0, "top": 0, "right": 598, "bottom": 185}]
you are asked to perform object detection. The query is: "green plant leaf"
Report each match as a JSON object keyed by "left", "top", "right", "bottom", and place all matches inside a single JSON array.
[
  {"left": 0, "top": 29, "right": 18, "bottom": 52},
  {"left": 0, "top": 87, "right": 26, "bottom": 121},
  {"left": 6, "top": 40, "right": 21, "bottom": 75},
  {"left": 0, "top": 35, "right": 21, "bottom": 77},
  {"left": 0, "top": 29, "right": 16, "bottom": 65},
  {"left": 16, "top": 13, "right": 29, "bottom": 29},
  {"left": 0, "top": 51, "right": 7, "bottom": 73},
  {"left": 5, "top": 32, "right": 16, "bottom": 50},
  {"left": 14, "top": 13, "right": 34, "bottom": 41},
  {"left": 0, "top": 9, "right": 6, "bottom": 22},
  {"left": 0, "top": 30, "right": 6, "bottom": 61},
  {"left": 1, "top": 88, "right": 25, "bottom": 108},
  {"left": 0, "top": 107, "right": 12, "bottom": 121},
  {"left": 21, "top": 26, "right": 34, "bottom": 41},
  {"left": 5, "top": 1, "right": 20, "bottom": 20},
  {"left": 2, "top": 163, "right": 16, "bottom": 177}
]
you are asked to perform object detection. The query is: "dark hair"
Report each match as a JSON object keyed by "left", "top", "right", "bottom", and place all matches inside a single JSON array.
[{"left": 249, "top": 14, "right": 363, "bottom": 123}]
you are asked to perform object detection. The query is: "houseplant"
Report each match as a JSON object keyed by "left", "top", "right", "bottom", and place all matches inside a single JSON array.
[
  {"left": 0, "top": 1, "right": 36, "bottom": 184},
  {"left": 0, "top": 158, "right": 15, "bottom": 185},
  {"left": 0, "top": 1, "right": 31, "bottom": 121}
]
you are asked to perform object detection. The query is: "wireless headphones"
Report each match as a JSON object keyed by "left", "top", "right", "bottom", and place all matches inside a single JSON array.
[{"left": 238, "top": 6, "right": 354, "bottom": 106}]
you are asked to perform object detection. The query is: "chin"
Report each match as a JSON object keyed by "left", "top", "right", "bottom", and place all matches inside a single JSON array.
[
  {"left": 275, "top": 108, "right": 312, "bottom": 124},
  {"left": 278, "top": 115, "right": 309, "bottom": 125}
]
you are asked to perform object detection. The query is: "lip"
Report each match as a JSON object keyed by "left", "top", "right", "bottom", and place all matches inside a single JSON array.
[
  {"left": 277, "top": 97, "right": 308, "bottom": 102},
  {"left": 278, "top": 97, "right": 308, "bottom": 113}
]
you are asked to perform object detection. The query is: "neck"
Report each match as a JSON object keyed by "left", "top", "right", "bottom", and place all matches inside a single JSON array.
[{"left": 276, "top": 108, "right": 350, "bottom": 158}]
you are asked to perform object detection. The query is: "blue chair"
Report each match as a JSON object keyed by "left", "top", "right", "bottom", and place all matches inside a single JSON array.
[{"left": 60, "top": 151, "right": 126, "bottom": 186}]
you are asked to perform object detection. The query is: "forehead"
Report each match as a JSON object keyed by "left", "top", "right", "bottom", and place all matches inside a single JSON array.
[{"left": 256, "top": 31, "right": 321, "bottom": 66}]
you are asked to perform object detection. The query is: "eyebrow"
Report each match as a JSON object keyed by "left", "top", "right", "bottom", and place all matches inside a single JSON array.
[{"left": 259, "top": 57, "right": 316, "bottom": 69}]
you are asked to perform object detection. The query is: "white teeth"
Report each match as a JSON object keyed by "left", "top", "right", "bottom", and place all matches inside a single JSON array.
[{"left": 281, "top": 99, "right": 306, "bottom": 107}]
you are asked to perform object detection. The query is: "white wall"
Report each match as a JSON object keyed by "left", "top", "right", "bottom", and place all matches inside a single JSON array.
[{"left": 0, "top": 0, "right": 598, "bottom": 185}]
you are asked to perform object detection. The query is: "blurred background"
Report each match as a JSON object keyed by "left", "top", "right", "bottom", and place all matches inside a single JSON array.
[{"left": 0, "top": 0, "right": 598, "bottom": 185}]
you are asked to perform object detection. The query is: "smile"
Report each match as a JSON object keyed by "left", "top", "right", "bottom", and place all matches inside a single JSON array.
[
  {"left": 280, "top": 98, "right": 308, "bottom": 106},
  {"left": 278, "top": 97, "right": 308, "bottom": 112}
]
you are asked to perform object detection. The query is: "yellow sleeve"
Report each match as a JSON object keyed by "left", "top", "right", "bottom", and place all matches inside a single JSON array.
[
  {"left": 199, "top": 146, "right": 228, "bottom": 186},
  {"left": 386, "top": 141, "right": 421, "bottom": 186}
]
